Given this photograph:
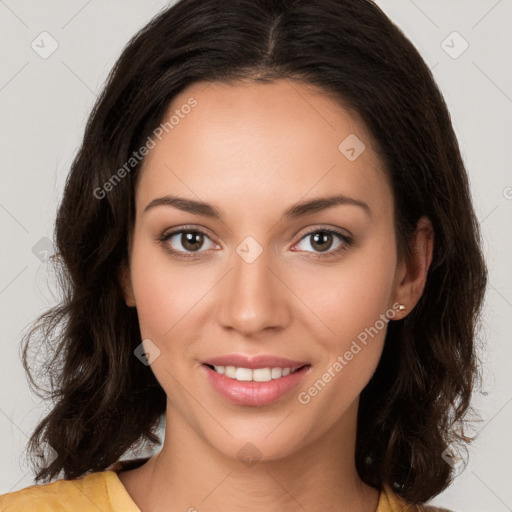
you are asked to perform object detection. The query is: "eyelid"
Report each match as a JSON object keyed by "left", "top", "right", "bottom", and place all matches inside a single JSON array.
[
  {"left": 294, "top": 224, "right": 353, "bottom": 241},
  {"left": 159, "top": 224, "right": 216, "bottom": 241}
]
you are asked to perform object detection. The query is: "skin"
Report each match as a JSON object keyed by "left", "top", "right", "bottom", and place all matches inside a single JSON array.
[{"left": 118, "top": 78, "right": 434, "bottom": 512}]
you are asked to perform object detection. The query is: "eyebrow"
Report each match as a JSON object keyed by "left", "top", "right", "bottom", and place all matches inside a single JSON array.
[{"left": 143, "top": 193, "right": 371, "bottom": 219}]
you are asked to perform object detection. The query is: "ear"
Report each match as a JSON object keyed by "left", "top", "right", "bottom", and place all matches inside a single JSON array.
[
  {"left": 118, "top": 261, "right": 136, "bottom": 308},
  {"left": 391, "top": 216, "right": 434, "bottom": 319}
]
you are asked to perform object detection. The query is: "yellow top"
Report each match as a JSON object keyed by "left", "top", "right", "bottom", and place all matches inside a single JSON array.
[{"left": 0, "top": 460, "right": 451, "bottom": 512}]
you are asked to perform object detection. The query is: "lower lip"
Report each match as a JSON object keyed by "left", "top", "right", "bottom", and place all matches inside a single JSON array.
[{"left": 201, "top": 364, "right": 311, "bottom": 407}]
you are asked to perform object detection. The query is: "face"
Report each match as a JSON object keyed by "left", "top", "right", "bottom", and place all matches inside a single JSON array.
[{"left": 120, "top": 78, "right": 414, "bottom": 462}]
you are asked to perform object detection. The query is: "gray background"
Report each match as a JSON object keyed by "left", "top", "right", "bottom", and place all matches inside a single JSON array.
[{"left": 1, "top": 1, "right": 511, "bottom": 510}]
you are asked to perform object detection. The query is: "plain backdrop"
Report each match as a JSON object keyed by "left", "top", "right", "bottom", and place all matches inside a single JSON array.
[{"left": 1, "top": 1, "right": 511, "bottom": 510}]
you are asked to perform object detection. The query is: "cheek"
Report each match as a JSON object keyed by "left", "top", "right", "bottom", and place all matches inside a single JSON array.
[
  {"left": 128, "top": 240, "right": 184, "bottom": 339},
  {"left": 291, "top": 234, "right": 396, "bottom": 410},
  {"left": 294, "top": 238, "right": 397, "bottom": 348},
  {"left": 129, "top": 239, "right": 217, "bottom": 352},
  {"left": 297, "top": 285, "right": 393, "bottom": 425}
]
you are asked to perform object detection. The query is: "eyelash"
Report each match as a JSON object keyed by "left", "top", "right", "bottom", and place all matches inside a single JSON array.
[{"left": 157, "top": 225, "right": 354, "bottom": 261}]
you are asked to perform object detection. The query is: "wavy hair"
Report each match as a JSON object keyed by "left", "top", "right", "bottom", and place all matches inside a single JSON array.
[{"left": 20, "top": 0, "right": 487, "bottom": 503}]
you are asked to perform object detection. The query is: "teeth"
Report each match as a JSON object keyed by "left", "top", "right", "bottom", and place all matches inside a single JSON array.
[
  {"left": 212, "top": 365, "right": 296, "bottom": 381},
  {"left": 252, "top": 368, "right": 272, "bottom": 382},
  {"left": 271, "top": 367, "right": 282, "bottom": 379},
  {"left": 235, "top": 367, "right": 253, "bottom": 381},
  {"left": 225, "top": 366, "right": 236, "bottom": 378}
]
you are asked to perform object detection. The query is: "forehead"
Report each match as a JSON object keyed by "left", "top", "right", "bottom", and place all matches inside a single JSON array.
[{"left": 135, "top": 79, "right": 392, "bottom": 220}]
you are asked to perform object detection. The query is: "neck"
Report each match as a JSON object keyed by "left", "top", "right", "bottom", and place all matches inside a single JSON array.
[{"left": 120, "top": 399, "right": 379, "bottom": 512}]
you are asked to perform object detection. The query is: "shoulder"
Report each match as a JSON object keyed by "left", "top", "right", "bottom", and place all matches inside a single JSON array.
[{"left": 0, "top": 471, "right": 111, "bottom": 512}]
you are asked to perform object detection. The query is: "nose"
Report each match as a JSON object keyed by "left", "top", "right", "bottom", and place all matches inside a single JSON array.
[{"left": 217, "top": 245, "right": 291, "bottom": 337}]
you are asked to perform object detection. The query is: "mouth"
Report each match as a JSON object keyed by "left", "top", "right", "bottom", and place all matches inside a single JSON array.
[
  {"left": 200, "top": 355, "right": 311, "bottom": 406},
  {"left": 204, "top": 363, "right": 308, "bottom": 382}
]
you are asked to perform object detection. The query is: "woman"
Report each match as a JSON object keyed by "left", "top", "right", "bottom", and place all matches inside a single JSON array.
[{"left": 0, "top": 0, "right": 487, "bottom": 510}]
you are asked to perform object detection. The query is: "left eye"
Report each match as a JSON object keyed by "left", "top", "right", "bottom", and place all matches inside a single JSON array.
[{"left": 294, "top": 229, "right": 349, "bottom": 254}]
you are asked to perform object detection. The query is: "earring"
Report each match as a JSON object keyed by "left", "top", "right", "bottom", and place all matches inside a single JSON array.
[{"left": 397, "top": 304, "right": 406, "bottom": 311}]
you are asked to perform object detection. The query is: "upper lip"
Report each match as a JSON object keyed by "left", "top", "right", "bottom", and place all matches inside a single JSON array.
[{"left": 202, "top": 354, "right": 309, "bottom": 371}]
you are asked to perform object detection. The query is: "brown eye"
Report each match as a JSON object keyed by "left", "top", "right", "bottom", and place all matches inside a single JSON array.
[
  {"left": 296, "top": 229, "right": 348, "bottom": 254},
  {"left": 297, "top": 229, "right": 353, "bottom": 257},
  {"left": 309, "top": 231, "right": 335, "bottom": 252},
  {"left": 160, "top": 228, "right": 217, "bottom": 257},
  {"left": 180, "top": 231, "right": 205, "bottom": 252}
]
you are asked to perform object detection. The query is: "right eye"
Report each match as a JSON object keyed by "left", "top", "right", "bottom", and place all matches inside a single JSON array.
[{"left": 158, "top": 227, "right": 219, "bottom": 259}]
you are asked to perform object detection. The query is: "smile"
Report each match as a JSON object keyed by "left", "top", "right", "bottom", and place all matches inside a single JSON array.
[
  {"left": 200, "top": 354, "right": 311, "bottom": 406},
  {"left": 207, "top": 365, "right": 300, "bottom": 382}
]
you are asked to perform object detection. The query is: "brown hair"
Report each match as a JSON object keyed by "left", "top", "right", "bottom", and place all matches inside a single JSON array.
[{"left": 21, "top": 0, "right": 487, "bottom": 503}]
